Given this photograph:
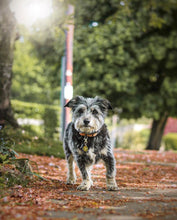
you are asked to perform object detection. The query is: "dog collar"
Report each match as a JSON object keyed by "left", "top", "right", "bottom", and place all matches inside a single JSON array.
[
  {"left": 79, "top": 131, "right": 99, "bottom": 152},
  {"left": 79, "top": 132, "right": 98, "bottom": 137}
]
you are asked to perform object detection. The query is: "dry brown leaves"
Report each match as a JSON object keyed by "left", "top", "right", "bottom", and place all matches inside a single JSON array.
[{"left": 0, "top": 150, "right": 177, "bottom": 219}]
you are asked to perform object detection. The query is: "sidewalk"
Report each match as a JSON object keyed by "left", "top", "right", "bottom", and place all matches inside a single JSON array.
[
  {"left": 45, "top": 150, "right": 177, "bottom": 219},
  {"left": 48, "top": 187, "right": 177, "bottom": 219}
]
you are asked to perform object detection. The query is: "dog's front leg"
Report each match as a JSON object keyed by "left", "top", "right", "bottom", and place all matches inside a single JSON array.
[
  {"left": 66, "top": 154, "right": 76, "bottom": 184},
  {"left": 76, "top": 159, "right": 92, "bottom": 191},
  {"left": 103, "top": 153, "right": 118, "bottom": 191}
]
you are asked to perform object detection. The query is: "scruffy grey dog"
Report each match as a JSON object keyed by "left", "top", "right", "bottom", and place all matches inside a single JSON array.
[{"left": 64, "top": 96, "right": 118, "bottom": 191}]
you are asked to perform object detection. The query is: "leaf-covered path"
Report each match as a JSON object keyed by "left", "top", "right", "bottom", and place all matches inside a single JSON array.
[{"left": 1, "top": 150, "right": 177, "bottom": 219}]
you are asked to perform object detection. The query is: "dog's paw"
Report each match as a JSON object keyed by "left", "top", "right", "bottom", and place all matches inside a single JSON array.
[
  {"left": 67, "top": 178, "right": 76, "bottom": 185},
  {"left": 107, "top": 177, "right": 118, "bottom": 191},
  {"left": 77, "top": 185, "right": 89, "bottom": 191},
  {"left": 107, "top": 185, "right": 119, "bottom": 191},
  {"left": 77, "top": 180, "right": 91, "bottom": 191},
  {"left": 90, "top": 179, "right": 93, "bottom": 186}
]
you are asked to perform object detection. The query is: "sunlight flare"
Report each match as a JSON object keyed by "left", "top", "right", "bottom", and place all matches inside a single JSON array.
[{"left": 11, "top": 0, "right": 53, "bottom": 26}]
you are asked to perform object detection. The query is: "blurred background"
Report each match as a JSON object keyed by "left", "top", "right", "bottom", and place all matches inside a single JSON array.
[{"left": 1, "top": 0, "right": 177, "bottom": 159}]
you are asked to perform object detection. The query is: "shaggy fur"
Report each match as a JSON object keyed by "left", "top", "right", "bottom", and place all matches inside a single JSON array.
[{"left": 63, "top": 96, "right": 118, "bottom": 191}]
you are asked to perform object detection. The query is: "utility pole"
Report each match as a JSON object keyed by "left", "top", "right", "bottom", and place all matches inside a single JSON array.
[{"left": 60, "top": 5, "right": 74, "bottom": 140}]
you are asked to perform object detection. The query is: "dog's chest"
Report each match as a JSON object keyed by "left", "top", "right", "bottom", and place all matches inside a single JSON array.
[
  {"left": 74, "top": 137, "right": 108, "bottom": 164},
  {"left": 87, "top": 147, "right": 97, "bottom": 162},
  {"left": 76, "top": 147, "right": 101, "bottom": 164}
]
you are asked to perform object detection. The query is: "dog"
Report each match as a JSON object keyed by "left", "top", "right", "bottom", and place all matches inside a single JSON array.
[{"left": 63, "top": 96, "right": 118, "bottom": 191}]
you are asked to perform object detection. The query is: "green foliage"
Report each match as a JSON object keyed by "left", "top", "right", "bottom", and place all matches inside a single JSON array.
[
  {"left": 12, "top": 25, "right": 62, "bottom": 105},
  {"left": 0, "top": 135, "right": 16, "bottom": 163},
  {"left": 163, "top": 133, "right": 177, "bottom": 151},
  {"left": 0, "top": 132, "right": 33, "bottom": 187},
  {"left": 14, "top": 129, "right": 64, "bottom": 158},
  {"left": 43, "top": 108, "right": 58, "bottom": 138},
  {"left": 74, "top": 0, "right": 177, "bottom": 120},
  {"left": 0, "top": 167, "right": 30, "bottom": 188},
  {"left": 1, "top": 125, "right": 65, "bottom": 159},
  {"left": 0, "top": 122, "right": 64, "bottom": 188},
  {"left": 117, "top": 129, "right": 150, "bottom": 150},
  {"left": 11, "top": 99, "right": 60, "bottom": 120},
  {"left": 11, "top": 99, "right": 60, "bottom": 140},
  {"left": 30, "top": 19, "right": 65, "bottom": 89}
]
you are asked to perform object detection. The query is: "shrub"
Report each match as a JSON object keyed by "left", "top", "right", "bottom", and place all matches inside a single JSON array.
[
  {"left": 0, "top": 131, "right": 33, "bottom": 188},
  {"left": 43, "top": 108, "right": 58, "bottom": 138},
  {"left": 163, "top": 133, "right": 177, "bottom": 151},
  {"left": 117, "top": 129, "right": 150, "bottom": 150},
  {"left": 11, "top": 99, "right": 60, "bottom": 139},
  {"left": 1, "top": 125, "right": 65, "bottom": 159},
  {"left": 11, "top": 99, "right": 60, "bottom": 121}
]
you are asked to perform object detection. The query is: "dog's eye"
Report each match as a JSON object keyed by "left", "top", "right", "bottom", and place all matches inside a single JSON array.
[
  {"left": 92, "top": 109, "right": 98, "bottom": 115},
  {"left": 78, "top": 108, "right": 84, "bottom": 114}
]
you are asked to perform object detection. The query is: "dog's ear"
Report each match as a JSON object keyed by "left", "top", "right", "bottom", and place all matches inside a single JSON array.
[
  {"left": 104, "top": 99, "right": 112, "bottom": 110},
  {"left": 95, "top": 97, "right": 112, "bottom": 112},
  {"left": 64, "top": 96, "right": 83, "bottom": 110},
  {"left": 101, "top": 99, "right": 113, "bottom": 112}
]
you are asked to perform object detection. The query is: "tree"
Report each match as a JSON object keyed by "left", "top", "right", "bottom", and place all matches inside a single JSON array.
[
  {"left": 29, "top": 19, "right": 65, "bottom": 97},
  {"left": 11, "top": 1, "right": 67, "bottom": 104},
  {"left": 0, "top": 0, "right": 18, "bottom": 127},
  {"left": 73, "top": 0, "right": 177, "bottom": 150},
  {"left": 12, "top": 26, "right": 62, "bottom": 104}
]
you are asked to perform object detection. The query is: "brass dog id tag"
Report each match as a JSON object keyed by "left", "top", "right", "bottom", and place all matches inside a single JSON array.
[
  {"left": 82, "top": 136, "right": 88, "bottom": 152},
  {"left": 83, "top": 145, "right": 88, "bottom": 152}
]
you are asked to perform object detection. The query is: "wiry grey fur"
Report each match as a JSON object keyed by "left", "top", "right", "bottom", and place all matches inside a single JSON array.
[{"left": 63, "top": 96, "right": 118, "bottom": 191}]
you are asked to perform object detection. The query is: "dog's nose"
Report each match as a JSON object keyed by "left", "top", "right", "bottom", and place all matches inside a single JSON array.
[{"left": 83, "top": 119, "right": 90, "bottom": 126}]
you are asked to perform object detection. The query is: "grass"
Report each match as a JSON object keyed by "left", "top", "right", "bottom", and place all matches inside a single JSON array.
[
  {"left": 1, "top": 124, "right": 65, "bottom": 159},
  {"left": 0, "top": 123, "right": 63, "bottom": 188}
]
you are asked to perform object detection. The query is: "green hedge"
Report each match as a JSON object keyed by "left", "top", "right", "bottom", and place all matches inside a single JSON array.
[
  {"left": 117, "top": 129, "right": 150, "bottom": 151},
  {"left": 1, "top": 125, "right": 65, "bottom": 158},
  {"left": 163, "top": 133, "right": 177, "bottom": 151},
  {"left": 11, "top": 100, "right": 60, "bottom": 138},
  {"left": 11, "top": 99, "right": 60, "bottom": 120},
  {"left": 2, "top": 101, "right": 64, "bottom": 158},
  {"left": 43, "top": 107, "right": 58, "bottom": 138}
]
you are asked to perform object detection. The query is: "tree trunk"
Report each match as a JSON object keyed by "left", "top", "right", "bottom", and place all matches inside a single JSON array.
[
  {"left": 0, "top": 0, "right": 18, "bottom": 128},
  {"left": 146, "top": 113, "right": 168, "bottom": 150}
]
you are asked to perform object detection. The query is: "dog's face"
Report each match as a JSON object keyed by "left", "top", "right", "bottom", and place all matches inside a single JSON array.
[{"left": 65, "top": 96, "right": 112, "bottom": 134}]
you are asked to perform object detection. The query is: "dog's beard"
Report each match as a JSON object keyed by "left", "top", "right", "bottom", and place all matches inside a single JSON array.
[
  {"left": 74, "top": 118, "right": 103, "bottom": 134},
  {"left": 78, "top": 126, "right": 95, "bottom": 134}
]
